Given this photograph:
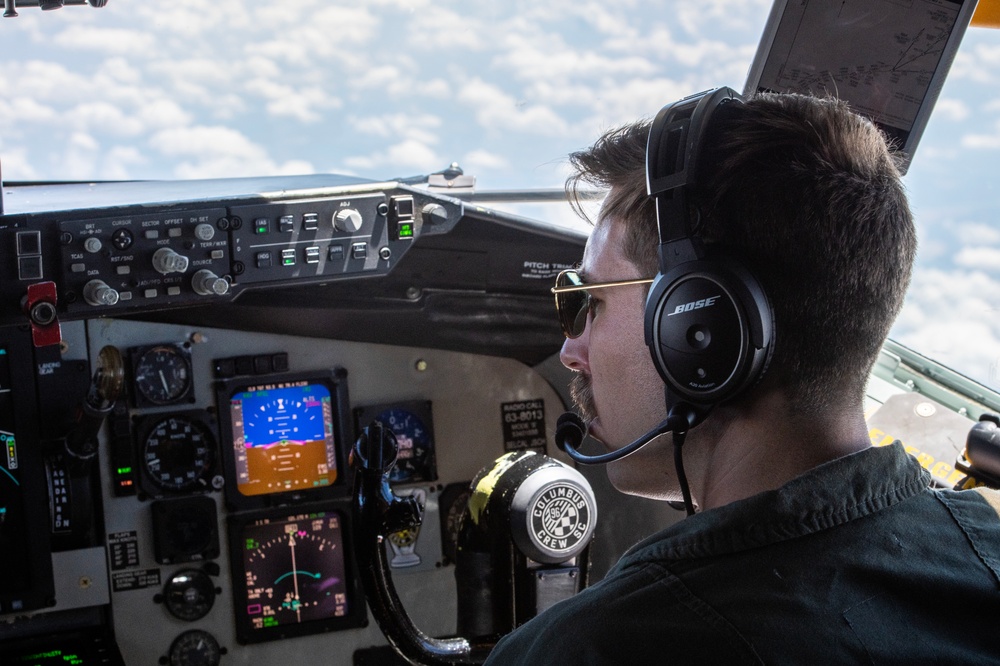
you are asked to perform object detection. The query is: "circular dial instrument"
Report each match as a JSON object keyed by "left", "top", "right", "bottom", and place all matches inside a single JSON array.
[
  {"left": 133, "top": 345, "right": 192, "bottom": 405},
  {"left": 142, "top": 415, "right": 215, "bottom": 492},
  {"left": 168, "top": 629, "right": 222, "bottom": 666},
  {"left": 242, "top": 513, "right": 350, "bottom": 631},
  {"left": 375, "top": 407, "right": 433, "bottom": 483},
  {"left": 163, "top": 569, "right": 216, "bottom": 621}
]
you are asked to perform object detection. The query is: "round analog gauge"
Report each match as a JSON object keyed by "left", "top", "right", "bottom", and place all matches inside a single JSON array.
[
  {"left": 163, "top": 569, "right": 216, "bottom": 621},
  {"left": 142, "top": 415, "right": 215, "bottom": 491},
  {"left": 375, "top": 408, "right": 434, "bottom": 483},
  {"left": 134, "top": 345, "right": 192, "bottom": 405},
  {"left": 168, "top": 629, "right": 222, "bottom": 666}
]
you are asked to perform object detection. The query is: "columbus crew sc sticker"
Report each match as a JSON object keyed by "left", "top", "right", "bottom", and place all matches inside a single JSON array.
[{"left": 529, "top": 483, "right": 592, "bottom": 555}]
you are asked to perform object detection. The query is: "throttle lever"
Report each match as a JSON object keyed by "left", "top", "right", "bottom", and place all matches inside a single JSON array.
[{"left": 351, "top": 421, "right": 489, "bottom": 665}]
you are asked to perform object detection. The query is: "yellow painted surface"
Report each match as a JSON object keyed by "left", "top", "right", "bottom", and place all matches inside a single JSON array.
[{"left": 973, "top": 0, "right": 1000, "bottom": 28}]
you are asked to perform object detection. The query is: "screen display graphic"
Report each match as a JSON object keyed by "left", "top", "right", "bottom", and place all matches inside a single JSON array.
[
  {"left": 230, "top": 381, "right": 338, "bottom": 497},
  {"left": 230, "top": 508, "right": 366, "bottom": 643}
]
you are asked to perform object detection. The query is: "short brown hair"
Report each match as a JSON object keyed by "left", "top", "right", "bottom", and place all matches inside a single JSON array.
[{"left": 567, "top": 93, "right": 916, "bottom": 412}]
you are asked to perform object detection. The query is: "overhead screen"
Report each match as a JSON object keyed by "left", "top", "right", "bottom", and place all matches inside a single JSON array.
[{"left": 744, "top": 0, "right": 978, "bottom": 173}]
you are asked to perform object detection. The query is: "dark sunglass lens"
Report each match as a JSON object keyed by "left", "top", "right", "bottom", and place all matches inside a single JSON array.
[{"left": 558, "top": 290, "right": 589, "bottom": 338}]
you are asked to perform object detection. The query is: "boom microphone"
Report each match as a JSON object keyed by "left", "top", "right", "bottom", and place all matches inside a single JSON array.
[{"left": 556, "top": 412, "right": 675, "bottom": 464}]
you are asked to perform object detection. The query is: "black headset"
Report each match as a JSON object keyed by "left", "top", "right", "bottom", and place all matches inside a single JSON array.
[
  {"left": 559, "top": 88, "right": 775, "bottom": 517},
  {"left": 643, "top": 87, "right": 774, "bottom": 424}
]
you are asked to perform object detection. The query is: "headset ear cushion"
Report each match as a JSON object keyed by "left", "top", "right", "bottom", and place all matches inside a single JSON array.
[{"left": 644, "top": 258, "right": 773, "bottom": 405}]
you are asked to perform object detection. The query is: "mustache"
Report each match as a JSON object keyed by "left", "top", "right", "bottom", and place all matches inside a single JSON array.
[{"left": 569, "top": 372, "right": 597, "bottom": 422}]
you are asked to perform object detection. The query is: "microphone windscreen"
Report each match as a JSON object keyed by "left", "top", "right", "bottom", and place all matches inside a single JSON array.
[{"left": 556, "top": 412, "right": 587, "bottom": 452}]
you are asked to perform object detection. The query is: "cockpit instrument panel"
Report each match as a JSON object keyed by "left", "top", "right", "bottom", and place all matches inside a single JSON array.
[{"left": 218, "top": 370, "right": 350, "bottom": 510}]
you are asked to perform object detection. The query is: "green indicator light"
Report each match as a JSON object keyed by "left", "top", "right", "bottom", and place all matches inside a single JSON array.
[
  {"left": 263, "top": 616, "right": 279, "bottom": 627},
  {"left": 399, "top": 222, "right": 414, "bottom": 238},
  {"left": 117, "top": 467, "right": 132, "bottom": 475},
  {"left": 282, "top": 256, "right": 294, "bottom": 266}
]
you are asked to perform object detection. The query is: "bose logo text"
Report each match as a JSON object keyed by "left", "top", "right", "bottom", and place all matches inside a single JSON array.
[{"left": 667, "top": 295, "right": 721, "bottom": 316}]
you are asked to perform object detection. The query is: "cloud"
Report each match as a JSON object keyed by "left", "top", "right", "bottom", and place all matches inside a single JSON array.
[
  {"left": 955, "top": 246, "right": 1000, "bottom": 272},
  {"left": 244, "top": 79, "right": 341, "bottom": 123},
  {"left": 961, "top": 120, "right": 1000, "bottom": 149},
  {"left": 342, "top": 138, "right": 441, "bottom": 173},
  {"left": 148, "top": 125, "right": 314, "bottom": 178},
  {"left": 956, "top": 221, "right": 1000, "bottom": 246},
  {"left": 350, "top": 113, "right": 442, "bottom": 145},
  {"left": 405, "top": 6, "right": 489, "bottom": 51},
  {"left": 52, "top": 27, "right": 154, "bottom": 55},
  {"left": 462, "top": 149, "right": 509, "bottom": 172},
  {"left": 893, "top": 268, "right": 1000, "bottom": 390},
  {"left": 0, "top": 147, "right": 39, "bottom": 180},
  {"left": 933, "top": 98, "right": 971, "bottom": 122},
  {"left": 457, "top": 78, "right": 571, "bottom": 136}
]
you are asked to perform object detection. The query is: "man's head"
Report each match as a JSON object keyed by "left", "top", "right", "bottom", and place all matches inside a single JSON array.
[{"left": 564, "top": 93, "right": 916, "bottom": 425}]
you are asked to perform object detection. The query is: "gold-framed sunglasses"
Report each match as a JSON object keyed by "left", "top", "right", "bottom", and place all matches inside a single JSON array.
[{"left": 551, "top": 269, "right": 655, "bottom": 339}]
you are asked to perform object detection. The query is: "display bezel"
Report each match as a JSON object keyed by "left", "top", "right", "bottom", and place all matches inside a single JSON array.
[
  {"left": 216, "top": 369, "right": 351, "bottom": 512},
  {"left": 226, "top": 502, "right": 368, "bottom": 644},
  {"left": 743, "top": 0, "right": 977, "bottom": 173},
  {"left": 0, "top": 332, "right": 55, "bottom": 616}
]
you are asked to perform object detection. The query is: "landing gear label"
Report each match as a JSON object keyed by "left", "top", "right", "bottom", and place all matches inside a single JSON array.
[{"left": 501, "top": 399, "right": 546, "bottom": 452}]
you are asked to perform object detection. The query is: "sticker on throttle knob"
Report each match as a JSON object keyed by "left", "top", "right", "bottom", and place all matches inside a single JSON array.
[{"left": 530, "top": 483, "right": 591, "bottom": 557}]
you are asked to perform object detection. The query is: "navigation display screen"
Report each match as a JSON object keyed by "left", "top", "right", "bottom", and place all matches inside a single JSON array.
[
  {"left": 744, "top": 0, "right": 976, "bottom": 170},
  {"left": 229, "top": 380, "right": 339, "bottom": 497},
  {"left": 228, "top": 506, "right": 366, "bottom": 643}
]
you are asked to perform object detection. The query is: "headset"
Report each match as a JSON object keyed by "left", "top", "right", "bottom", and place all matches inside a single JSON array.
[
  {"left": 643, "top": 86, "right": 773, "bottom": 425},
  {"left": 558, "top": 88, "right": 774, "bottom": 514}
]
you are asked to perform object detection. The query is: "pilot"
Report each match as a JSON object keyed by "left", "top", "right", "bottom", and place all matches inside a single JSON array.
[{"left": 484, "top": 92, "right": 1000, "bottom": 663}]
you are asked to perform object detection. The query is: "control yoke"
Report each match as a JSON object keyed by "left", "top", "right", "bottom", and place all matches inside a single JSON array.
[
  {"left": 351, "top": 422, "right": 488, "bottom": 665},
  {"left": 351, "top": 421, "right": 598, "bottom": 665}
]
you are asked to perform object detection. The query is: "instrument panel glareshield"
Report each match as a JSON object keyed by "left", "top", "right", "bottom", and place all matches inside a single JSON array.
[{"left": 216, "top": 369, "right": 351, "bottom": 511}]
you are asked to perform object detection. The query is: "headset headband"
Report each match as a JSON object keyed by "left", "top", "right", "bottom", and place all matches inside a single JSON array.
[{"left": 645, "top": 87, "right": 743, "bottom": 271}]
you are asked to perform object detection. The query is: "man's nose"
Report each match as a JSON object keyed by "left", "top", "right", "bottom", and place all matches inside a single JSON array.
[{"left": 559, "top": 325, "right": 589, "bottom": 372}]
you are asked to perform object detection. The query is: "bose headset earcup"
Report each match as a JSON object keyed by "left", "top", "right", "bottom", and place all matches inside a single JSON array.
[
  {"left": 644, "top": 257, "right": 772, "bottom": 405},
  {"left": 644, "top": 87, "right": 774, "bottom": 410}
]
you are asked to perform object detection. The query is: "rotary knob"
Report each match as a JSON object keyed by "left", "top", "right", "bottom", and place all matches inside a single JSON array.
[
  {"left": 194, "top": 223, "right": 216, "bottom": 241},
  {"left": 152, "top": 248, "right": 190, "bottom": 275},
  {"left": 334, "top": 209, "right": 363, "bottom": 233},
  {"left": 192, "top": 270, "right": 229, "bottom": 296},
  {"left": 83, "top": 280, "right": 120, "bottom": 307}
]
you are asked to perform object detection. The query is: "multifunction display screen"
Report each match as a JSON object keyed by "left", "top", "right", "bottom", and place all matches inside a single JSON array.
[
  {"left": 229, "top": 381, "right": 339, "bottom": 497},
  {"left": 229, "top": 508, "right": 365, "bottom": 643}
]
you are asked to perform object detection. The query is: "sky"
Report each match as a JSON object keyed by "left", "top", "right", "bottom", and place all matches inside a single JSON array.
[{"left": 1, "top": 0, "right": 998, "bottom": 391}]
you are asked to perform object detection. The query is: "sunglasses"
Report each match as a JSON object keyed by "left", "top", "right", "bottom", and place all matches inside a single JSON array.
[{"left": 551, "top": 269, "right": 655, "bottom": 339}]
